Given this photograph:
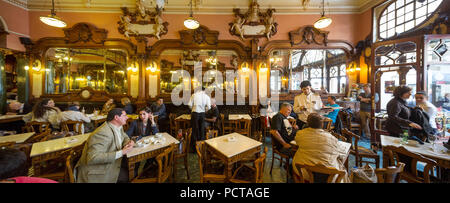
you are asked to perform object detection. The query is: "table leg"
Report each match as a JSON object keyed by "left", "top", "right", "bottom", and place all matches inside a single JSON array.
[
  {"left": 226, "top": 161, "right": 233, "bottom": 182},
  {"left": 128, "top": 161, "right": 135, "bottom": 181}
]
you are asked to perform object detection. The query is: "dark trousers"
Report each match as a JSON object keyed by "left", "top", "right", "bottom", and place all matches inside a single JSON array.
[
  {"left": 117, "top": 157, "right": 129, "bottom": 183},
  {"left": 191, "top": 112, "right": 206, "bottom": 146}
]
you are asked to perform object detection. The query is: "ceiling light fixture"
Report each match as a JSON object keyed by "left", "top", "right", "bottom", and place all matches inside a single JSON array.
[
  {"left": 184, "top": 0, "right": 199, "bottom": 29},
  {"left": 314, "top": 0, "right": 332, "bottom": 29},
  {"left": 40, "top": 0, "right": 67, "bottom": 28}
]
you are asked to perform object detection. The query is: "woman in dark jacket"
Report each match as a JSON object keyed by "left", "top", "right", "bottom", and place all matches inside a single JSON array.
[
  {"left": 126, "top": 107, "right": 158, "bottom": 141},
  {"left": 385, "top": 86, "right": 422, "bottom": 137},
  {"left": 121, "top": 97, "right": 134, "bottom": 114}
]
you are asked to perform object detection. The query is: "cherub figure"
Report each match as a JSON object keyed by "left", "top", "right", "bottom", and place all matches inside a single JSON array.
[
  {"left": 154, "top": 14, "right": 165, "bottom": 39},
  {"left": 231, "top": 15, "right": 246, "bottom": 40},
  {"left": 120, "top": 15, "right": 133, "bottom": 38},
  {"left": 264, "top": 13, "right": 275, "bottom": 39}
]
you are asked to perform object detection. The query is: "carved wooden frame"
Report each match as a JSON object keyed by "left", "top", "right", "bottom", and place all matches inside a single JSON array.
[{"left": 29, "top": 22, "right": 137, "bottom": 103}]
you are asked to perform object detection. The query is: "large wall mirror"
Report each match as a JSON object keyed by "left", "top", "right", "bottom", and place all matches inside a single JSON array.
[
  {"left": 44, "top": 48, "right": 128, "bottom": 94},
  {"left": 269, "top": 49, "right": 348, "bottom": 95},
  {"left": 159, "top": 49, "right": 239, "bottom": 94}
]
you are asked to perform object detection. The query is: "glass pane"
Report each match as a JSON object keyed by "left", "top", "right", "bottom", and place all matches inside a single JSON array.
[
  {"left": 340, "top": 64, "right": 346, "bottom": 76},
  {"left": 416, "top": 6, "right": 427, "bottom": 18},
  {"left": 330, "top": 66, "right": 338, "bottom": 77},
  {"left": 388, "top": 20, "right": 395, "bottom": 29},
  {"left": 388, "top": 29, "right": 396, "bottom": 37},
  {"left": 380, "top": 15, "right": 387, "bottom": 24},
  {"left": 397, "top": 6, "right": 405, "bottom": 16},
  {"left": 311, "top": 68, "right": 322, "bottom": 78},
  {"left": 380, "top": 71, "right": 400, "bottom": 110},
  {"left": 405, "top": 20, "right": 415, "bottom": 31},
  {"left": 427, "top": 65, "right": 450, "bottom": 110},
  {"left": 310, "top": 78, "right": 322, "bottom": 90},
  {"left": 388, "top": 12, "right": 395, "bottom": 21},
  {"left": 397, "top": 15, "right": 404, "bottom": 24},
  {"left": 396, "top": 0, "right": 404, "bottom": 8},
  {"left": 416, "top": 16, "right": 427, "bottom": 25},
  {"left": 405, "top": 68, "right": 417, "bottom": 106},
  {"left": 339, "top": 76, "right": 346, "bottom": 94},
  {"left": 429, "top": 0, "right": 441, "bottom": 13},
  {"left": 396, "top": 25, "right": 404, "bottom": 34},
  {"left": 270, "top": 70, "right": 281, "bottom": 93},
  {"left": 291, "top": 72, "right": 302, "bottom": 90},
  {"left": 405, "top": 11, "right": 414, "bottom": 21},
  {"left": 380, "top": 23, "right": 387, "bottom": 32},
  {"left": 405, "top": 3, "right": 414, "bottom": 12}
]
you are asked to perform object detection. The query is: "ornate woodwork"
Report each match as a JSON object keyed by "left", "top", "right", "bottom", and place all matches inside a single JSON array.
[
  {"left": 63, "top": 23, "right": 107, "bottom": 44},
  {"left": 289, "top": 25, "right": 329, "bottom": 46},
  {"left": 179, "top": 25, "right": 219, "bottom": 46}
]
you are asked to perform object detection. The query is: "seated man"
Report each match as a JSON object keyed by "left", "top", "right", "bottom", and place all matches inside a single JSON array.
[
  {"left": 270, "top": 103, "right": 299, "bottom": 157},
  {"left": 150, "top": 97, "right": 168, "bottom": 131},
  {"left": 60, "top": 102, "right": 92, "bottom": 133},
  {"left": 0, "top": 148, "right": 58, "bottom": 183},
  {"left": 6, "top": 101, "right": 32, "bottom": 115},
  {"left": 292, "top": 113, "right": 349, "bottom": 183},
  {"left": 324, "top": 96, "right": 340, "bottom": 124},
  {"left": 204, "top": 98, "right": 219, "bottom": 129},
  {"left": 75, "top": 108, "right": 135, "bottom": 183}
]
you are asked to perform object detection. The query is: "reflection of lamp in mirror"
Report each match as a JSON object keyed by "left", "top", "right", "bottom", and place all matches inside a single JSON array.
[
  {"left": 270, "top": 51, "right": 282, "bottom": 65},
  {"left": 24, "top": 66, "right": 29, "bottom": 70},
  {"left": 206, "top": 51, "right": 218, "bottom": 66},
  {"left": 259, "top": 62, "right": 268, "bottom": 72}
]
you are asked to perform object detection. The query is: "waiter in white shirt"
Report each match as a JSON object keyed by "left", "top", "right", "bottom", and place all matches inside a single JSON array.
[
  {"left": 188, "top": 86, "right": 211, "bottom": 143},
  {"left": 293, "top": 81, "right": 323, "bottom": 129}
]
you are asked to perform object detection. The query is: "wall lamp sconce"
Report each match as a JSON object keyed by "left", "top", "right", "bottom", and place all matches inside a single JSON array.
[
  {"left": 259, "top": 62, "right": 268, "bottom": 72},
  {"left": 241, "top": 62, "right": 250, "bottom": 72},
  {"left": 146, "top": 61, "right": 159, "bottom": 73}
]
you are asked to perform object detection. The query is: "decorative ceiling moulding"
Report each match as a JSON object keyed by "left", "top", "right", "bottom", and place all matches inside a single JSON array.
[
  {"left": 26, "top": 0, "right": 377, "bottom": 14},
  {"left": 118, "top": 0, "right": 169, "bottom": 39},
  {"left": 229, "top": 0, "right": 278, "bottom": 41},
  {"left": 3, "top": 0, "right": 28, "bottom": 10}
]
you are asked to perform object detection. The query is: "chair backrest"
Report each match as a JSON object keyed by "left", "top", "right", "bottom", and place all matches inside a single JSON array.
[
  {"left": 253, "top": 130, "right": 263, "bottom": 142},
  {"left": 61, "top": 120, "right": 84, "bottom": 135},
  {"left": 323, "top": 117, "right": 333, "bottom": 131},
  {"left": 64, "top": 147, "right": 84, "bottom": 183},
  {"left": 123, "top": 118, "right": 134, "bottom": 132},
  {"left": 294, "top": 163, "right": 346, "bottom": 183},
  {"left": 26, "top": 131, "right": 51, "bottom": 143},
  {"left": 254, "top": 147, "right": 268, "bottom": 183},
  {"left": 155, "top": 144, "right": 176, "bottom": 183},
  {"left": 179, "top": 128, "right": 192, "bottom": 155},
  {"left": 24, "top": 121, "right": 51, "bottom": 134},
  {"left": 288, "top": 118, "right": 296, "bottom": 127},
  {"left": 220, "top": 113, "right": 225, "bottom": 135},
  {"left": 330, "top": 131, "right": 348, "bottom": 142},
  {"left": 169, "top": 113, "right": 176, "bottom": 129},
  {"left": 206, "top": 129, "right": 219, "bottom": 140},
  {"left": 341, "top": 128, "right": 360, "bottom": 152},
  {"left": 237, "top": 119, "right": 251, "bottom": 135},
  {"left": 383, "top": 145, "right": 437, "bottom": 183},
  {"left": 375, "top": 162, "right": 405, "bottom": 183},
  {"left": 339, "top": 110, "right": 351, "bottom": 129}
]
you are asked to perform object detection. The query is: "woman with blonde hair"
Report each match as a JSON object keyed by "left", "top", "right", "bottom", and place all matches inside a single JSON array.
[
  {"left": 101, "top": 98, "right": 116, "bottom": 115},
  {"left": 121, "top": 97, "right": 134, "bottom": 114}
]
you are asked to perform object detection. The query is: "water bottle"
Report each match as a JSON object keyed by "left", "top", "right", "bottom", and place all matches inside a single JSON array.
[
  {"left": 401, "top": 129, "right": 409, "bottom": 144},
  {"left": 82, "top": 107, "right": 85, "bottom": 114}
]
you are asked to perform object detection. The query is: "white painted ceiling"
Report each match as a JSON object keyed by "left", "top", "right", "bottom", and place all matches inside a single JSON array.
[{"left": 18, "top": 0, "right": 385, "bottom": 14}]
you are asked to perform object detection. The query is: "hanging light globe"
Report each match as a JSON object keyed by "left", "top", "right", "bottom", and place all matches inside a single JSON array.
[
  {"left": 314, "top": 15, "right": 332, "bottom": 29},
  {"left": 184, "top": 16, "right": 199, "bottom": 29},
  {"left": 40, "top": 0, "right": 67, "bottom": 28}
]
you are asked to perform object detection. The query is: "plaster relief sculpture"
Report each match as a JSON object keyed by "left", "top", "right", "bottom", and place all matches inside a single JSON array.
[
  {"left": 228, "top": 0, "right": 277, "bottom": 40},
  {"left": 118, "top": 0, "right": 168, "bottom": 40}
]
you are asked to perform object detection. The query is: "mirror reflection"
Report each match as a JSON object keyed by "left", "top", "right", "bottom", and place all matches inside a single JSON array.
[
  {"left": 269, "top": 49, "right": 348, "bottom": 94},
  {"left": 159, "top": 49, "right": 239, "bottom": 94},
  {"left": 44, "top": 48, "right": 128, "bottom": 94}
]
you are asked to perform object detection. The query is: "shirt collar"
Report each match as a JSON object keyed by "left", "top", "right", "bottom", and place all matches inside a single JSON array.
[{"left": 108, "top": 122, "right": 123, "bottom": 132}]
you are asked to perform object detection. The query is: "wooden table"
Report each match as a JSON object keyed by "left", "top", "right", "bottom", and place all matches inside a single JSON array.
[
  {"left": 204, "top": 133, "right": 262, "bottom": 182},
  {"left": 175, "top": 114, "right": 191, "bottom": 132},
  {"left": 0, "top": 132, "right": 35, "bottom": 144},
  {"left": 87, "top": 114, "right": 107, "bottom": 128},
  {"left": 228, "top": 114, "right": 252, "bottom": 121},
  {"left": 126, "top": 132, "right": 180, "bottom": 181},
  {"left": 380, "top": 135, "right": 450, "bottom": 169},
  {"left": 0, "top": 115, "right": 24, "bottom": 124},
  {"left": 30, "top": 133, "right": 91, "bottom": 176}
]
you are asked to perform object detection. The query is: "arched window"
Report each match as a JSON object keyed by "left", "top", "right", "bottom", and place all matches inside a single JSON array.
[{"left": 379, "top": 0, "right": 443, "bottom": 39}]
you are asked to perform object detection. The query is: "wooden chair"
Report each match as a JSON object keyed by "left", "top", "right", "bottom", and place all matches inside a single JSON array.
[
  {"left": 34, "top": 148, "right": 73, "bottom": 182},
  {"left": 260, "top": 116, "right": 270, "bottom": 143},
  {"left": 342, "top": 128, "right": 380, "bottom": 168},
  {"left": 123, "top": 118, "right": 134, "bottom": 132},
  {"left": 220, "top": 113, "right": 233, "bottom": 135},
  {"left": 375, "top": 162, "right": 405, "bottom": 183},
  {"left": 132, "top": 144, "right": 176, "bottom": 183},
  {"left": 230, "top": 147, "right": 268, "bottom": 183},
  {"left": 340, "top": 111, "right": 362, "bottom": 136},
  {"left": 293, "top": 163, "right": 346, "bottom": 183},
  {"left": 25, "top": 131, "right": 51, "bottom": 143},
  {"left": 61, "top": 120, "right": 84, "bottom": 135},
  {"left": 169, "top": 113, "right": 177, "bottom": 136},
  {"left": 23, "top": 121, "right": 51, "bottom": 134},
  {"left": 383, "top": 145, "right": 437, "bottom": 183},
  {"left": 323, "top": 117, "right": 333, "bottom": 131},
  {"left": 269, "top": 132, "right": 292, "bottom": 183},
  {"left": 236, "top": 118, "right": 251, "bottom": 137},
  {"left": 196, "top": 141, "right": 226, "bottom": 183},
  {"left": 174, "top": 128, "right": 192, "bottom": 180},
  {"left": 64, "top": 144, "right": 85, "bottom": 183},
  {"left": 206, "top": 129, "right": 219, "bottom": 140}
]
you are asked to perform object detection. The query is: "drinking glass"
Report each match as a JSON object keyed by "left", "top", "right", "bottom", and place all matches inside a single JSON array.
[{"left": 429, "top": 134, "right": 437, "bottom": 151}]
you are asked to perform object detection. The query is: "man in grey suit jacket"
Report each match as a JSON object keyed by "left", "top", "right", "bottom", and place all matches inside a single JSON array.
[{"left": 75, "top": 108, "right": 135, "bottom": 183}]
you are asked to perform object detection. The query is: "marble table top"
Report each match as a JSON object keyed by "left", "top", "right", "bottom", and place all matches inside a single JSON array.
[
  {"left": 380, "top": 135, "right": 450, "bottom": 161},
  {"left": 176, "top": 114, "right": 191, "bottom": 120},
  {"left": 205, "top": 133, "right": 262, "bottom": 158},
  {"left": 30, "top": 133, "right": 91, "bottom": 157},
  {"left": 0, "top": 114, "right": 24, "bottom": 120},
  {"left": 0, "top": 132, "right": 35, "bottom": 144},
  {"left": 228, "top": 114, "right": 252, "bottom": 120},
  {"left": 127, "top": 132, "right": 180, "bottom": 158}
]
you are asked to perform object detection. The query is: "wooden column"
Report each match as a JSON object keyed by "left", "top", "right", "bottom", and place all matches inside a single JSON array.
[{"left": 135, "top": 37, "right": 148, "bottom": 110}]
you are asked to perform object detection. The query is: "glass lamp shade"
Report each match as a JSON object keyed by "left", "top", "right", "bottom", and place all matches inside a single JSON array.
[
  {"left": 314, "top": 15, "right": 332, "bottom": 29},
  {"left": 40, "top": 15, "right": 67, "bottom": 28},
  {"left": 184, "top": 17, "right": 200, "bottom": 29}
]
